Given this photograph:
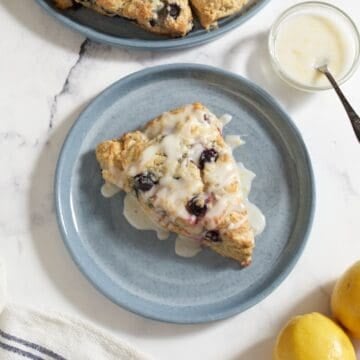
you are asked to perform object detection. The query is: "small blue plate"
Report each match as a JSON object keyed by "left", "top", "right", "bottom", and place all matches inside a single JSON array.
[
  {"left": 55, "top": 64, "right": 315, "bottom": 323},
  {"left": 35, "top": 0, "right": 270, "bottom": 50}
]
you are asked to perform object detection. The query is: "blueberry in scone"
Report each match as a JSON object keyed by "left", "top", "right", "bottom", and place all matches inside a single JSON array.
[
  {"left": 190, "top": 0, "right": 249, "bottom": 29},
  {"left": 96, "top": 103, "right": 255, "bottom": 266},
  {"left": 54, "top": 0, "right": 193, "bottom": 37}
]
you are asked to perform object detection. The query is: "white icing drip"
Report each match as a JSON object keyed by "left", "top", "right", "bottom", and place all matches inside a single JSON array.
[
  {"left": 237, "top": 162, "right": 266, "bottom": 236},
  {"left": 225, "top": 135, "right": 245, "bottom": 150},
  {"left": 123, "top": 194, "right": 169, "bottom": 240},
  {"left": 245, "top": 200, "right": 266, "bottom": 236},
  {"left": 162, "top": 134, "right": 182, "bottom": 164},
  {"left": 188, "top": 143, "right": 204, "bottom": 163},
  {"left": 205, "top": 148, "right": 242, "bottom": 221},
  {"left": 145, "top": 105, "right": 210, "bottom": 139},
  {"left": 209, "top": 160, "right": 239, "bottom": 189},
  {"left": 207, "top": 194, "right": 239, "bottom": 222},
  {"left": 139, "top": 145, "right": 158, "bottom": 168},
  {"left": 237, "top": 162, "right": 256, "bottom": 198},
  {"left": 101, "top": 183, "right": 121, "bottom": 198},
  {"left": 219, "top": 114, "right": 233, "bottom": 126},
  {"left": 175, "top": 236, "right": 202, "bottom": 258}
]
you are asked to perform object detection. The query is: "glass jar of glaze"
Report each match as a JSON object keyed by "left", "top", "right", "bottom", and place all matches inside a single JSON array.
[{"left": 269, "top": 2, "right": 360, "bottom": 92}]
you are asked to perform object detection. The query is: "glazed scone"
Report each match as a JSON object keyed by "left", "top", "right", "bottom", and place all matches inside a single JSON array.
[
  {"left": 54, "top": 0, "right": 193, "bottom": 37},
  {"left": 190, "top": 0, "right": 249, "bottom": 29},
  {"left": 96, "top": 103, "right": 255, "bottom": 266}
]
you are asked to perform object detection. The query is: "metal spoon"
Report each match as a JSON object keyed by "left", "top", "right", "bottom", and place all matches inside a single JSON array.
[{"left": 317, "top": 64, "right": 360, "bottom": 142}]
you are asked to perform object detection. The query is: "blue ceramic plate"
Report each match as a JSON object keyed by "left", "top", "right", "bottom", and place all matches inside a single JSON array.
[
  {"left": 36, "top": 0, "right": 270, "bottom": 50},
  {"left": 55, "top": 64, "right": 314, "bottom": 323}
]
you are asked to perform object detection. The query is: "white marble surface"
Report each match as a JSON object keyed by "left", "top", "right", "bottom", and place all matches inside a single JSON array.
[{"left": 1, "top": 0, "right": 360, "bottom": 358}]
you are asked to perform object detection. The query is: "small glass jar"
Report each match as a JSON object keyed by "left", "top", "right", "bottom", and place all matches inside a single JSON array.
[{"left": 268, "top": 2, "right": 360, "bottom": 92}]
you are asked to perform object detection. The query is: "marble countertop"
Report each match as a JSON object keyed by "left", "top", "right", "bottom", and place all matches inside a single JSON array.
[{"left": 1, "top": 0, "right": 359, "bottom": 358}]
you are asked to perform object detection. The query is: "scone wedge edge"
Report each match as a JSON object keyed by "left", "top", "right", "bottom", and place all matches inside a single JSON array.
[{"left": 96, "top": 103, "right": 255, "bottom": 266}]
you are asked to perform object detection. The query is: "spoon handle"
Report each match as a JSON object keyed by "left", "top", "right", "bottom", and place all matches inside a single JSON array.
[{"left": 323, "top": 69, "right": 360, "bottom": 142}]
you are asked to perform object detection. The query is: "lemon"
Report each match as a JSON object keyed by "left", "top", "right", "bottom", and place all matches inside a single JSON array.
[
  {"left": 273, "top": 312, "right": 356, "bottom": 360},
  {"left": 332, "top": 261, "right": 360, "bottom": 338}
]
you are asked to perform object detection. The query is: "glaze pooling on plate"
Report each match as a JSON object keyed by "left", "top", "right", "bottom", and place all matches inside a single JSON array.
[
  {"left": 123, "top": 193, "right": 170, "bottom": 240},
  {"left": 55, "top": 64, "right": 314, "bottom": 323}
]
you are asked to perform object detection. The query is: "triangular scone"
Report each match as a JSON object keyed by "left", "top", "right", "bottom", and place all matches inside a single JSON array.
[
  {"left": 190, "top": 0, "right": 249, "bottom": 29},
  {"left": 96, "top": 103, "right": 255, "bottom": 266},
  {"left": 55, "top": 0, "right": 193, "bottom": 37}
]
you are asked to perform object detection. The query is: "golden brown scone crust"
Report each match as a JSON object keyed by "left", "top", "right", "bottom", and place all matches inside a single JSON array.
[
  {"left": 54, "top": 0, "right": 193, "bottom": 37},
  {"left": 190, "top": 0, "right": 249, "bottom": 29},
  {"left": 96, "top": 103, "right": 255, "bottom": 266},
  {"left": 204, "top": 209, "right": 254, "bottom": 266},
  {"left": 53, "top": 0, "right": 251, "bottom": 34}
]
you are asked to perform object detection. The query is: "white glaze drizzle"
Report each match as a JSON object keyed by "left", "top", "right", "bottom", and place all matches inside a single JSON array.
[
  {"left": 175, "top": 236, "right": 202, "bottom": 258},
  {"left": 102, "top": 109, "right": 266, "bottom": 258},
  {"left": 121, "top": 162, "right": 265, "bottom": 257},
  {"left": 275, "top": 13, "right": 353, "bottom": 87},
  {"left": 225, "top": 135, "right": 245, "bottom": 150},
  {"left": 219, "top": 114, "right": 233, "bottom": 126},
  {"left": 123, "top": 193, "right": 169, "bottom": 240}
]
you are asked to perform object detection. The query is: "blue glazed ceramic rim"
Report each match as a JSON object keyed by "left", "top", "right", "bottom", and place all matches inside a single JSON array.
[
  {"left": 35, "top": 0, "right": 271, "bottom": 50},
  {"left": 55, "top": 64, "right": 315, "bottom": 323}
]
